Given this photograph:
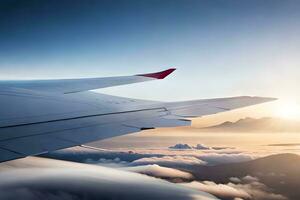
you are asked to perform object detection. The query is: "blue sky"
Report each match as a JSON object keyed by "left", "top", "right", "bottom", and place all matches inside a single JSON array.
[{"left": 1, "top": 0, "right": 300, "bottom": 101}]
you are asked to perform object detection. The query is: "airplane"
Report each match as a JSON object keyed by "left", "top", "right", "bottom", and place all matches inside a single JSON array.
[{"left": 0, "top": 68, "right": 275, "bottom": 162}]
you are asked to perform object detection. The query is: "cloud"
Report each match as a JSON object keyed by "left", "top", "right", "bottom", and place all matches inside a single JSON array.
[
  {"left": 169, "top": 144, "right": 193, "bottom": 150},
  {"left": 210, "top": 147, "right": 234, "bottom": 150},
  {"left": 229, "top": 176, "right": 259, "bottom": 184},
  {"left": 229, "top": 181, "right": 287, "bottom": 200},
  {"left": 134, "top": 152, "right": 256, "bottom": 166},
  {"left": 85, "top": 157, "right": 128, "bottom": 167},
  {"left": 130, "top": 155, "right": 207, "bottom": 167},
  {"left": 123, "top": 164, "right": 193, "bottom": 182},
  {"left": 197, "top": 153, "right": 255, "bottom": 165},
  {"left": 180, "top": 175, "right": 287, "bottom": 200},
  {"left": 86, "top": 150, "right": 255, "bottom": 169},
  {"left": 181, "top": 181, "right": 251, "bottom": 199},
  {"left": 194, "top": 144, "right": 211, "bottom": 150},
  {"left": 168, "top": 143, "right": 231, "bottom": 151},
  {"left": 229, "top": 177, "right": 242, "bottom": 183},
  {"left": 0, "top": 157, "right": 219, "bottom": 200},
  {"left": 242, "top": 175, "right": 259, "bottom": 183},
  {"left": 43, "top": 145, "right": 252, "bottom": 169}
]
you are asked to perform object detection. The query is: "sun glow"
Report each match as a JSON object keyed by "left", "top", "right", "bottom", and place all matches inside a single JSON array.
[{"left": 274, "top": 100, "right": 300, "bottom": 120}]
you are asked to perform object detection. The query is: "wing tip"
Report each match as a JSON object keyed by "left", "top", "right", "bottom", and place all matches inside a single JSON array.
[
  {"left": 252, "top": 96, "right": 278, "bottom": 102},
  {"left": 137, "top": 68, "right": 176, "bottom": 79}
]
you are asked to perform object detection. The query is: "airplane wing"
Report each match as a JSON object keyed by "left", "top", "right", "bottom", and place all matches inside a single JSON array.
[
  {"left": 0, "top": 68, "right": 276, "bottom": 162},
  {"left": 0, "top": 68, "right": 176, "bottom": 94}
]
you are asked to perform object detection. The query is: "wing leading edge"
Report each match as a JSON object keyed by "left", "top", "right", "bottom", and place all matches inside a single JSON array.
[{"left": 0, "top": 68, "right": 176, "bottom": 94}]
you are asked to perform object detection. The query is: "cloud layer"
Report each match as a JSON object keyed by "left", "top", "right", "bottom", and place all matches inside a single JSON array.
[
  {"left": 181, "top": 176, "right": 287, "bottom": 200},
  {"left": 130, "top": 155, "right": 207, "bottom": 167},
  {"left": 169, "top": 143, "right": 231, "bottom": 151},
  {"left": 123, "top": 164, "right": 193, "bottom": 182},
  {"left": 38, "top": 144, "right": 290, "bottom": 200},
  {"left": 0, "top": 157, "right": 218, "bottom": 200}
]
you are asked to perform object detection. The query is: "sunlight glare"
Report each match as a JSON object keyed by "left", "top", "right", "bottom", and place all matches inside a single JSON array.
[{"left": 274, "top": 100, "right": 300, "bottom": 120}]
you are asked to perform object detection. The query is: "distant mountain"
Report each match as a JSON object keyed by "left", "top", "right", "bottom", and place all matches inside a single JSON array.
[
  {"left": 181, "top": 153, "right": 300, "bottom": 200},
  {"left": 201, "top": 117, "right": 300, "bottom": 132}
]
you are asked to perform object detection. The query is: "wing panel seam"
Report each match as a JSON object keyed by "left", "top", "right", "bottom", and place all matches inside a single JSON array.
[{"left": 0, "top": 107, "right": 167, "bottom": 129}]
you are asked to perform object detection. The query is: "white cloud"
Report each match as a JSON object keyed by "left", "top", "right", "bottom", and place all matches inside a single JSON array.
[
  {"left": 228, "top": 181, "right": 287, "bottom": 200},
  {"left": 197, "top": 153, "right": 255, "bottom": 165},
  {"left": 181, "top": 181, "right": 251, "bottom": 199},
  {"left": 168, "top": 143, "right": 229, "bottom": 151},
  {"left": 181, "top": 176, "right": 287, "bottom": 200},
  {"left": 123, "top": 164, "right": 193, "bottom": 181},
  {"left": 0, "top": 157, "right": 219, "bottom": 200},
  {"left": 85, "top": 157, "right": 128, "bottom": 167},
  {"left": 242, "top": 175, "right": 259, "bottom": 183},
  {"left": 130, "top": 155, "right": 207, "bottom": 167},
  {"left": 194, "top": 144, "right": 211, "bottom": 150},
  {"left": 229, "top": 177, "right": 242, "bottom": 183}
]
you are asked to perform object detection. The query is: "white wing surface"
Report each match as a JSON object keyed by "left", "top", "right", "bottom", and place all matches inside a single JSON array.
[
  {"left": 0, "top": 68, "right": 176, "bottom": 94},
  {"left": 0, "top": 69, "right": 276, "bottom": 162}
]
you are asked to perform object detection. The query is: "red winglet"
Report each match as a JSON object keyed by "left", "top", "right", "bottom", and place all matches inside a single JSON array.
[{"left": 137, "top": 68, "right": 176, "bottom": 79}]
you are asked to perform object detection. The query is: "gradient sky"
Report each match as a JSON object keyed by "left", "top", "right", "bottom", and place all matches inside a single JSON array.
[{"left": 1, "top": 0, "right": 300, "bottom": 105}]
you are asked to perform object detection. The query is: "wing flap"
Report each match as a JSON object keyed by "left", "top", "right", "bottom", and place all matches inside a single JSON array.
[{"left": 124, "top": 117, "right": 191, "bottom": 129}]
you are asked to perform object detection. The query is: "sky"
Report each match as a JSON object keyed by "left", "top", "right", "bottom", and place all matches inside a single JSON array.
[
  {"left": 1, "top": 2, "right": 300, "bottom": 199},
  {"left": 1, "top": 0, "right": 300, "bottom": 115}
]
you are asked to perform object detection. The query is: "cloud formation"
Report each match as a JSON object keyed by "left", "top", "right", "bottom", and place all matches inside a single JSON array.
[
  {"left": 181, "top": 175, "right": 287, "bottom": 200},
  {"left": 194, "top": 144, "right": 211, "bottom": 150},
  {"left": 79, "top": 151, "right": 254, "bottom": 167},
  {"left": 197, "top": 153, "right": 255, "bottom": 165},
  {"left": 242, "top": 175, "right": 259, "bottom": 183},
  {"left": 123, "top": 164, "right": 193, "bottom": 182},
  {"left": 130, "top": 155, "right": 207, "bottom": 167},
  {"left": 168, "top": 143, "right": 231, "bottom": 151},
  {"left": 0, "top": 157, "right": 218, "bottom": 200},
  {"left": 181, "top": 181, "right": 251, "bottom": 199},
  {"left": 169, "top": 144, "right": 193, "bottom": 150},
  {"left": 229, "top": 177, "right": 242, "bottom": 183},
  {"left": 85, "top": 157, "right": 128, "bottom": 167},
  {"left": 43, "top": 144, "right": 253, "bottom": 169}
]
